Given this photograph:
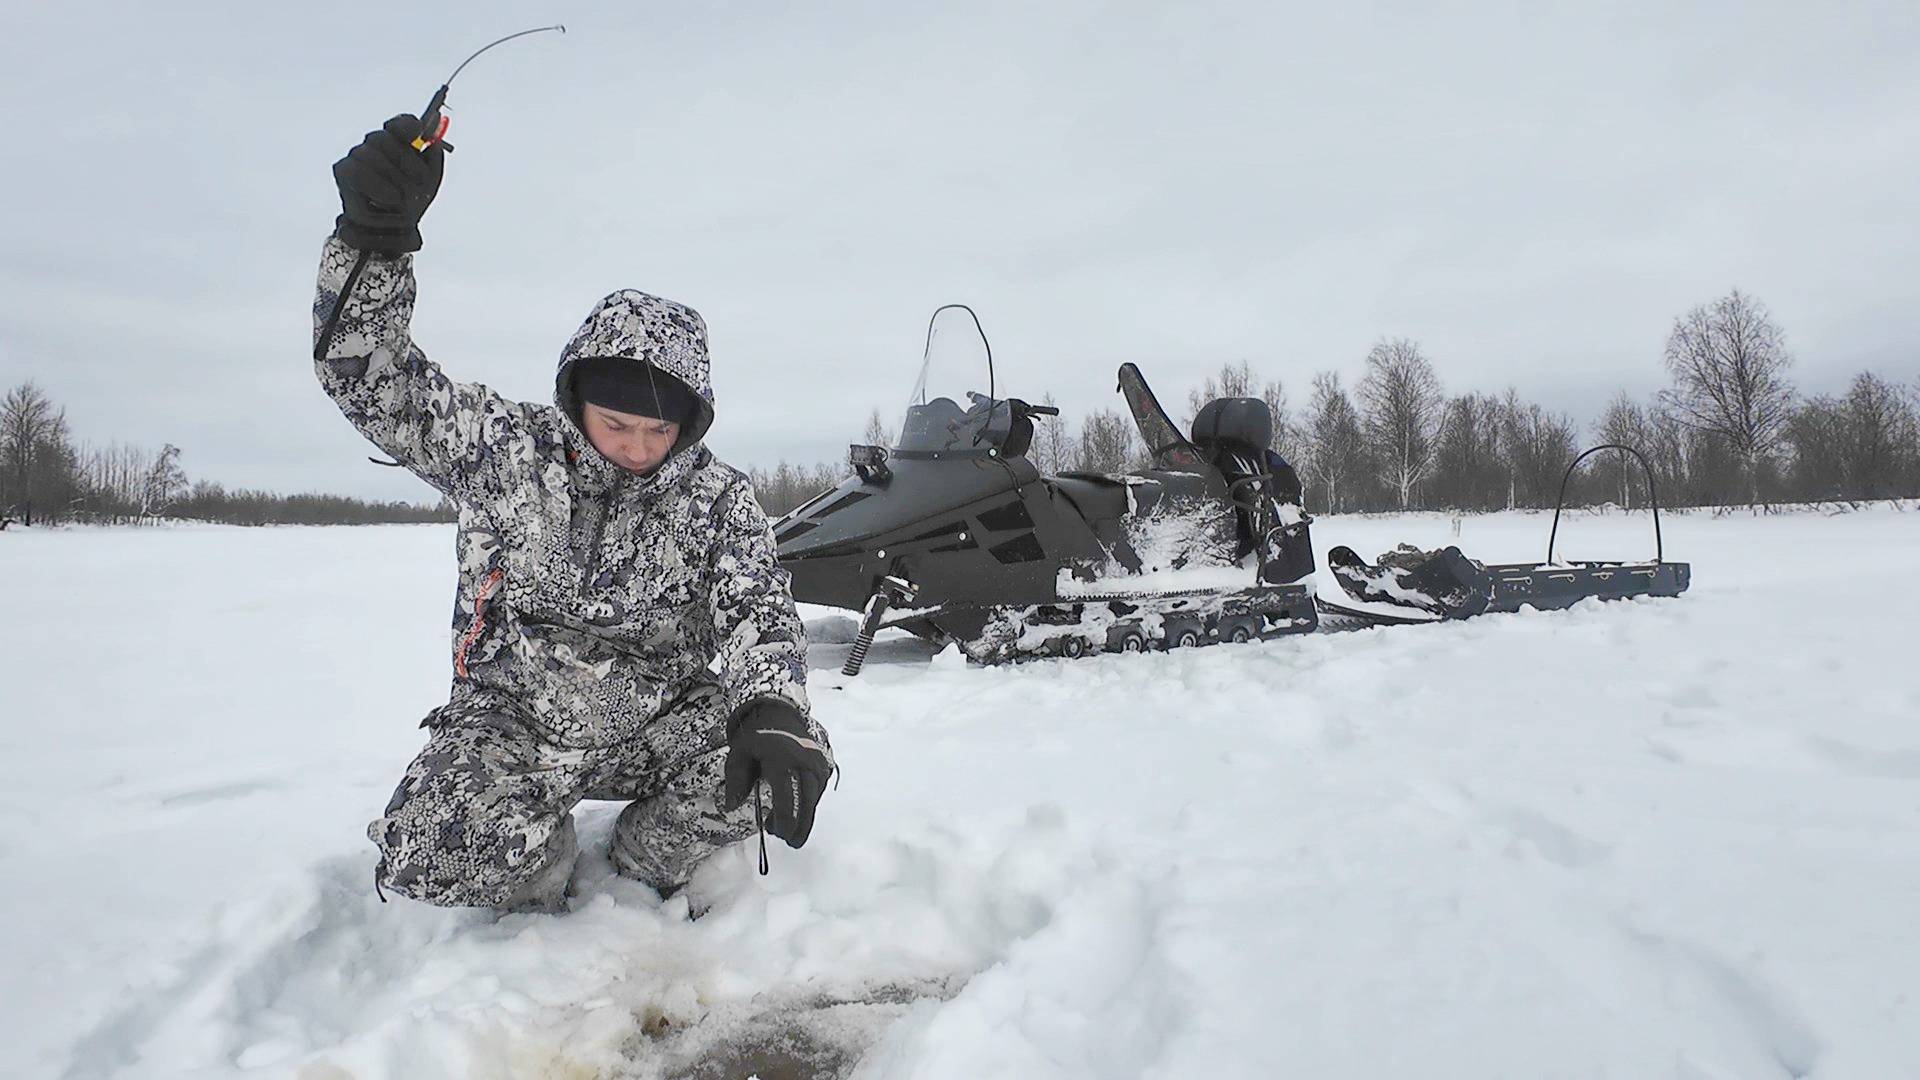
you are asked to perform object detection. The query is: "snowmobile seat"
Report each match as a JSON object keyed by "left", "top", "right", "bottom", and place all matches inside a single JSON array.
[
  {"left": 1189, "top": 397, "right": 1278, "bottom": 513},
  {"left": 1048, "top": 473, "right": 1132, "bottom": 524},
  {"left": 1048, "top": 473, "right": 1158, "bottom": 574},
  {"left": 1188, "top": 398, "right": 1312, "bottom": 576},
  {"left": 1189, "top": 397, "right": 1273, "bottom": 463}
]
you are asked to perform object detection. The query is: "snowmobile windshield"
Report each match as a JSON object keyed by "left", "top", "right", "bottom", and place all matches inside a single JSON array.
[{"left": 895, "top": 304, "right": 1016, "bottom": 458}]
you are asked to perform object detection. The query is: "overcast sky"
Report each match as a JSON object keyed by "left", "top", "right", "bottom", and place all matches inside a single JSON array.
[{"left": 3, "top": 1, "right": 1916, "bottom": 502}]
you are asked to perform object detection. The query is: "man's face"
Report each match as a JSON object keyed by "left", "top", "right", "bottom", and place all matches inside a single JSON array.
[{"left": 582, "top": 404, "right": 681, "bottom": 475}]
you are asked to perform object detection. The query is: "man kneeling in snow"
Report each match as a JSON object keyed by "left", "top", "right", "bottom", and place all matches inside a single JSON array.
[{"left": 312, "top": 115, "right": 832, "bottom": 912}]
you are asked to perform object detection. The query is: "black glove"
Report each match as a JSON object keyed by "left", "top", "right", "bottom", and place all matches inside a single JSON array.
[
  {"left": 722, "top": 699, "right": 834, "bottom": 849},
  {"left": 332, "top": 114, "right": 445, "bottom": 255}
]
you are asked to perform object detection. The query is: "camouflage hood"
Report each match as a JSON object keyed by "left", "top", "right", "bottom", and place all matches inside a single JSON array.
[
  {"left": 554, "top": 290, "right": 717, "bottom": 454},
  {"left": 312, "top": 238, "right": 815, "bottom": 754}
]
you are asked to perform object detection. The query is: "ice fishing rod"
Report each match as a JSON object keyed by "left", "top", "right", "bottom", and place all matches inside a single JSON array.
[
  {"left": 315, "top": 23, "right": 568, "bottom": 374},
  {"left": 410, "top": 24, "right": 568, "bottom": 154},
  {"left": 315, "top": 25, "right": 567, "bottom": 476}
]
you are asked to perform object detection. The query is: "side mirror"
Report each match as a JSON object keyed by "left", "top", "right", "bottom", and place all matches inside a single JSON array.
[{"left": 848, "top": 444, "right": 892, "bottom": 485}]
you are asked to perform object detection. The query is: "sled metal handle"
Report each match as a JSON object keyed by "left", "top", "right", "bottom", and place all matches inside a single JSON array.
[{"left": 1547, "top": 444, "right": 1663, "bottom": 565}]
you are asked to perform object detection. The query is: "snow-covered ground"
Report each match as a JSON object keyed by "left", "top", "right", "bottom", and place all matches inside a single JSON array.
[{"left": 3, "top": 506, "right": 1917, "bottom": 1079}]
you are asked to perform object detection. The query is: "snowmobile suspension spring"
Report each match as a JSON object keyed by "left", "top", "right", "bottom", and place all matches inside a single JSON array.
[{"left": 841, "top": 629, "right": 876, "bottom": 677}]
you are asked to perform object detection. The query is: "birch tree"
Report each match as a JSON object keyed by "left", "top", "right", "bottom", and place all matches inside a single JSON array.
[
  {"left": 1300, "top": 371, "right": 1367, "bottom": 513},
  {"left": 1659, "top": 290, "right": 1796, "bottom": 505},
  {"left": 1357, "top": 338, "right": 1443, "bottom": 510}
]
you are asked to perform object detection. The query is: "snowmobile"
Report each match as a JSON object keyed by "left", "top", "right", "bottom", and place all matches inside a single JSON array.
[
  {"left": 774, "top": 306, "right": 1321, "bottom": 672},
  {"left": 775, "top": 310, "right": 1692, "bottom": 671},
  {"left": 1317, "top": 443, "right": 1691, "bottom": 624}
]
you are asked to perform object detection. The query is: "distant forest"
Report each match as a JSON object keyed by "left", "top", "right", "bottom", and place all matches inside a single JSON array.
[
  {"left": 5, "top": 288, "right": 1916, "bottom": 529},
  {"left": 750, "top": 288, "right": 1920, "bottom": 516},
  {"left": 0, "top": 401, "right": 454, "bottom": 528}
]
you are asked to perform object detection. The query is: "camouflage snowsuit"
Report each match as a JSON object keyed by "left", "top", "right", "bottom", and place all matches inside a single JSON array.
[{"left": 311, "top": 237, "right": 820, "bottom": 907}]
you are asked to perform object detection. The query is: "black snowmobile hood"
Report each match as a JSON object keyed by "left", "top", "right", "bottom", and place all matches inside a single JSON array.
[
  {"left": 552, "top": 290, "right": 718, "bottom": 483},
  {"left": 776, "top": 456, "right": 1033, "bottom": 559}
]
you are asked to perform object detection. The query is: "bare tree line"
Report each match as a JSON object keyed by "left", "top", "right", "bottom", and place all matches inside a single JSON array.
[
  {"left": 758, "top": 288, "right": 1918, "bottom": 516},
  {"left": 8, "top": 287, "right": 1916, "bottom": 527},
  {"left": 1, "top": 382, "right": 452, "bottom": 528}
]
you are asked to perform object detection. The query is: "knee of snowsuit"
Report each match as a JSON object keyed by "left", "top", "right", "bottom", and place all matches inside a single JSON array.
[{"left": 369, "top": 688, "right": 757, "bottom": 908}]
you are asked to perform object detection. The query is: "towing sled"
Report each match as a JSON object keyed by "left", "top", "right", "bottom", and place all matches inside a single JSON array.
[
  {"left": 775, "top": 306, "right": 1319, "bottom": 672},
  {"left": 1319, "top": 444, "right": 1691, "bottom": 623}
]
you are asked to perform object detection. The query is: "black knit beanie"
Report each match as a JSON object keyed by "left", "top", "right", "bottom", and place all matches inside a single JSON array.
[{"left": 572, "top": 356, "right": 697, "bottom": 425}]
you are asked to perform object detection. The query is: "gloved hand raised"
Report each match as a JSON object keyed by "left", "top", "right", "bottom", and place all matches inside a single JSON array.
[
  {"left": 332, "top": 114, "right": 445, "bottom": 255},
  {"left": 722, "top": 699, "right": 834, "bottom": 849}
]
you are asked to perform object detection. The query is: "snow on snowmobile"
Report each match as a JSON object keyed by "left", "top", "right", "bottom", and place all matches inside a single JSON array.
[
  {"left": 774, "top": 305, "right": 1320, "bottom": 672},
  {"left": 1317, "top": 443, "right": 1691, "bottom": 624}
]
